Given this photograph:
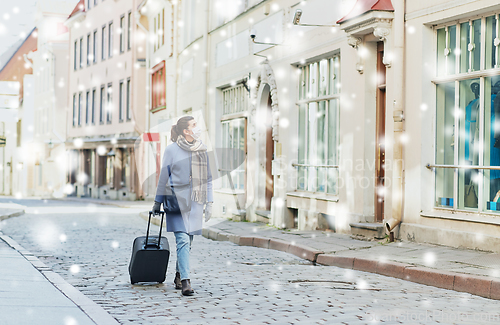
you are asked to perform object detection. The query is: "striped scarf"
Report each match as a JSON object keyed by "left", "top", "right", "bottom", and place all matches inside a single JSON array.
[{"left": 176, "top": 136, "right": 208, "bottom": 204}]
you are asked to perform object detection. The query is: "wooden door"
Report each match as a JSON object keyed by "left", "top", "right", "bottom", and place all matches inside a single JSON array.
[{"left": 265, "top": 95, "right": 274, "bottom": 211}]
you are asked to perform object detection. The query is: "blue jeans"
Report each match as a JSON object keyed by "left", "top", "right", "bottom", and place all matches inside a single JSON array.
[{"left": 174, "top": 232, "right": 193, "bottom": 281}]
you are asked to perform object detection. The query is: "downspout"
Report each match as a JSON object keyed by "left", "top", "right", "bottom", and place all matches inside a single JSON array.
[
  {"left": 135, "top": 10, "right": 149, "bottom": 136},
  {"left": 386, "top": 0, "right": 406, "bottom": 235},
  {"left": 135, "top": 8, "right": 149, "bottom": 199}
]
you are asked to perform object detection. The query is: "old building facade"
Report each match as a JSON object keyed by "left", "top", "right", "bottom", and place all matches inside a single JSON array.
[
  {"left": 126, "top": 0, "right": 500, "bottom": 252},
  {"left": 0, "top": 29, "right": 38, "bottom": 198},
  {"left": 65, "top": 0, "right": 147, "bottom": 200}
]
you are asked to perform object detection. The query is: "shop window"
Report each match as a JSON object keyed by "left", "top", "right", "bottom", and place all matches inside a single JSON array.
[
  {"left": 106, "top": 155, "right": 114, "bottom": 188},
  {"left": 122, "top": 149, "right": 130, "bottom": 188},
  {"left": 151, "top": 61, "right": 166, "bottom": 112},
  {"left": 436, "top": 15, "right": 500, "bottom": 77},
  {"left": 434, "top": 13, "right": 500, "bottom": 212},
  {"left": 296, "top": 55, "right": 340, "bottom": 195}
]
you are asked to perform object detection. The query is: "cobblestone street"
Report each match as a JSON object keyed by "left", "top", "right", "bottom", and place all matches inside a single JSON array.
[{"left": 1, "top": 198, "right": 500, "bottom": 324}]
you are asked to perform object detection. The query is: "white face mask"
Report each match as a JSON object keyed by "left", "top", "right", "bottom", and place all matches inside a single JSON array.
[{"left": 191, "top": 126, "right": 202, "bottom": 139}]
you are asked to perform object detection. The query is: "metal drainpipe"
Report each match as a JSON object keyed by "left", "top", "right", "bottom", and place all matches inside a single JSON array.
[
  {"left": 135, "top": 9, "right": 150, "bottom": 199},
  {"left": 135, "top": 11, "right": 149, "bottom": 136},
  {"left": 386, "top": 0, "right": 406, "bottom": 237}
]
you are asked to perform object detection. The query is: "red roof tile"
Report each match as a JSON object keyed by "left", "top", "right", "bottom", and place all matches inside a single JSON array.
[
  {"left": 68, "top": 0, "right": 85, "bottom": 19},
  {"left": 337, "top": 0, "right": 394, "bottom": 24}
]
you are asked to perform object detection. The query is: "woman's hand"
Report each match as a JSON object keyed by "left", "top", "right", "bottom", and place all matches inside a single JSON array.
[
  {"left": 152, "top": 201, "right": 162, "bottom": 215},
  {"left": 205, "top": 202, "right": 213, "bottom": 222}
]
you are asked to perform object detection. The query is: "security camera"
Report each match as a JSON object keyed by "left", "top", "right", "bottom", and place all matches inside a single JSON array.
[
  {"left": 250, "top": 29, "right": 256, "bottom": 39},
  {"left": 293, "top": 9, "right": 302, "bottom": 25}
]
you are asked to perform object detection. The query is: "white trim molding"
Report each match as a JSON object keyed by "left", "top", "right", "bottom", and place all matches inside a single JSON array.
[
  {"left": 339, "top": 11, "right": 394, "bottom": 72},
  {"left": 249, "top": 60, "right": 279, "bottom": 142}
]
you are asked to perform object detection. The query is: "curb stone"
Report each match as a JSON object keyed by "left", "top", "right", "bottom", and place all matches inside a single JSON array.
[
  {"left": 201, "top": 226, "right": 500, "bottom": 300},
  {"left": 0, "top": 209, "right": 25, "bottom": 221},
  {"left": 403, "top": 266, "right": 455, "bottom": 291},
  {"left": 0, "top": 233, "right": 120, "bottom": 325}
]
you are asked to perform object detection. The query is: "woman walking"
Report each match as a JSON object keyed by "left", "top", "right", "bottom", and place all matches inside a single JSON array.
[{"left": 152, "top": 116, "right": 213, "bottom": 296}]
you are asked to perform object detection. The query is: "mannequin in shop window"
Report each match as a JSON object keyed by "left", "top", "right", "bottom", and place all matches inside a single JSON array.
[
  {"left": 464, "top": 82, "right": 480, "bottom": 208},
  {"left": 465, "top": 81, "right": 500, "bottom": 207},
  {"left": 491, "top": 81, "right": 500, "bottom": 203}
]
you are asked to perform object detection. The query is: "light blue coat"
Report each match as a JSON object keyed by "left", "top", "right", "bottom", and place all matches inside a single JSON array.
[{"left": 155, "top": 142, "right": 213, "bottom": 235}]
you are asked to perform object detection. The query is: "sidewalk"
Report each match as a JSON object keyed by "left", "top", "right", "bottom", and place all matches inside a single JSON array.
[
  {"left": 0, "top": 208, "right": 119, "bottom": 325},
  {"left": 200, "top": 218, "right": 500, "bottom": 301},
  {"left": 47, "top": 196, "right": 152, "bottom": 209}
]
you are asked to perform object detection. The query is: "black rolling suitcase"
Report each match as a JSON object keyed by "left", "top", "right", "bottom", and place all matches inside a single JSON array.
[{"left": 129, "top": 211, "right": 170, "bottom": 284}]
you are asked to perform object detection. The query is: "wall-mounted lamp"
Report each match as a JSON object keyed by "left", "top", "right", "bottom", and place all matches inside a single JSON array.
[
  {"left": 292, "top": 9, "right": 340, "bottom": 27},
  {"left": 250, "top": 30, "right": 280, "bottom": 60},
  {"left": 250, "top": 29, "right": 280, "bottom": 46}
]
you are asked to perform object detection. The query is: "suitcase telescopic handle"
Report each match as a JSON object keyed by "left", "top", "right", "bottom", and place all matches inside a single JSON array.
[{"left": 146, "top": 210, "right": 165, "bottom": 249}]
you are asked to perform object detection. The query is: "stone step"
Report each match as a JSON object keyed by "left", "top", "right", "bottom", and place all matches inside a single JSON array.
[
  {"left": 255, "top": 210, "right": 270, "bottom": 219},
  {"left": 232, "top": 209, "right": 246, "bottom": 222},
  {"left": 349, "top": 222, "right": 386, "bottom": 239}
]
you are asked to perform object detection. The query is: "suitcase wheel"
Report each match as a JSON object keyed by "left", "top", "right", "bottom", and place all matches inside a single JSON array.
[{"left": 130, "top": 278, "right": 136, "bottom": 285}]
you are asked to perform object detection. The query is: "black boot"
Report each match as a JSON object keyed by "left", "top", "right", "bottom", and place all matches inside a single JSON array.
[
  {"left": 181, "top": 279, "right": 194, "bottom": 296},
  {"left": 174, "top": 272, "right": 182, "bottom": 290}
]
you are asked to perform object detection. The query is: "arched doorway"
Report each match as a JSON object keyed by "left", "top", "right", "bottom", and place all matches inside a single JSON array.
[{"left": 256, "top": 84, "right": 274, "bottom": 213}]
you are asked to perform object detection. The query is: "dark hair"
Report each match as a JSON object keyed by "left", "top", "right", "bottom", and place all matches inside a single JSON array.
[{"left": 171, "top": 116, "right": 194, "bottom": 142}]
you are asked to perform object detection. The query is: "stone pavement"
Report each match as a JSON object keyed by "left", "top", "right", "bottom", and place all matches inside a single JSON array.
[
  {"left": 4, "top": 200, "right": 500, "bottom": 324},
  {"left": 198, "top": 218, "right": 500, "bottom": 301},
  {"left": 47, "top": 196, "right": 153, "bottom": 209}
]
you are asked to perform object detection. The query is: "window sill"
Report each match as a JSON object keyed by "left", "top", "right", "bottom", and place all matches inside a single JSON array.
[
  {"left": 421, "top": 208, "right": 500, "bottom": 226},
  {"left": 286, "top": 191, "right": 339, "bottom": 202},
  {"left": 151, "top": 106, "right": 166, "bottom": 113},
  {"left": 214, "top": 189, "right": 245, "bottom": 195}
]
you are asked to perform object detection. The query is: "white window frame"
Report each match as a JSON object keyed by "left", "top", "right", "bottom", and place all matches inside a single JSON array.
[
  {"left": 294, "top": 54, "right": 341, "bottom": 195},
  {"left": 220, "top": 84, "right": 248, "bottom": 192},
  {"left": 432, "top": 13, "right": 500, "bottom": 214}
]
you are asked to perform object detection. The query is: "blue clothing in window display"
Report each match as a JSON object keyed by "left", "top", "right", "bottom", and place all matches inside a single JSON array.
[
  {"left": 490, "top": 94, "right": 500, "bottom": 179},
  {"left": 489, "top": 93, "right": 500, "bottom": 204},
  {"left": 465, "top": 98, "right": 478, "bottom": 162}
]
